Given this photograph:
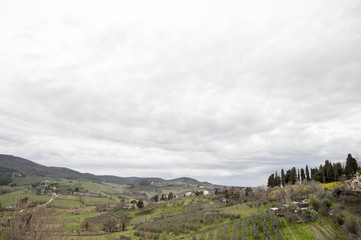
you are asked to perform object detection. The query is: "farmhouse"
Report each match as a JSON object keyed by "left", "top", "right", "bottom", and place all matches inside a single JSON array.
[
  {"left": 184, "top": 192, "right": 193, "bottom": 197},
  {"left": 344, "top": 172, "right": 361, "bottom": 191}
]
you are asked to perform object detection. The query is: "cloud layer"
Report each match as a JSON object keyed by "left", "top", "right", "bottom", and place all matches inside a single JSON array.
[{"left": 1, "top": 0, "right": 361, "bottom": 186}]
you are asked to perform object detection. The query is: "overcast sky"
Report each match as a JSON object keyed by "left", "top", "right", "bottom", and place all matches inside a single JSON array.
[{"left": 0, "top": 0, "right": 360, "bottom": 186}]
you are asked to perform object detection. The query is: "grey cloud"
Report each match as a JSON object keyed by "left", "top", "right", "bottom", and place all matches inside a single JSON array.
[{"left": 1, "top": 1, "right": 361, "bottom": 186}]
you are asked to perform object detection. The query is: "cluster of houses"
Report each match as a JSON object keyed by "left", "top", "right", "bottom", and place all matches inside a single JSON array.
[
  {"left": 151, "top": 187, "right": 212, "bottom": 201},
  {"left": 122, "top": 189, "right": 209, "bottom": 210},
  {"left": 270, "top": 199, "right": 310, "bottom": 216},
  {"left": 36, "top": 182, "right": 57, "bottom": 196},
  {"left": 184, "top": 190, "right": 210, "bottom": 197}
]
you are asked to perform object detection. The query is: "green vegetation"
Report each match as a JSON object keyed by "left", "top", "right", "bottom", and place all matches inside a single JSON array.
[
  {"left": 1, "top": 178, "right": 360, "bottom": 239},
  {"left": 1, "top": 153, "right": 361, "bottom": 239},
  {"left": 50, "top": 197, "right": 82, "bottom": 209},
  {"left": 0, "top": 166, "right": 14, "bottom": 185},
  {"left": 0, "top": 189, "right": 51, "bottom": 207},
  {"left": 81, "top": 196, "right": 118, "bottom": 206},
  {"left": 268, "top": 153, "right": 360, "bottom": 188},
  {"left": 322, "top": 181, "right": 341, "bottom": 190}
]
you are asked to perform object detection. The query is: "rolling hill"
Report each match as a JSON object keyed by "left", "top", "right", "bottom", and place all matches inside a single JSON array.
[{"left": 0, "top": 154, "right": 211, "bottom": 186}]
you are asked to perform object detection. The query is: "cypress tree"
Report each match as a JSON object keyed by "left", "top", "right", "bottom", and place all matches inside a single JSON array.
[
  {"left": 311, "top": 167, "right": 318, "bottom": 181},
  {"left": 316, "top": 165, "right": 325, "bottom": 183},
  {"left": 305, "top": 165, "right": 310, "bottom": 181},
  {"left": 333, "top": 162, "right": 343, "bottom": 181},
  {"left": 267, "top": 174, "right": 275, "bottom": 188},
  {"left": 290, "top": 167, "right": 297, "bottom": 184},
  {"left": 297, "top": 169, "right": 300, "bottom": 181},
  {"left": 285, "top": 170, "right": 291, "bottom": 184},
  {"left": 300, "top": 168, "right": 305, "bottom": 181},
  {"left": 274, "top": 171, "right": 281, "bottom": 187},
  {"left": 324, "top": 160, "right": 334, "bottom": 183},
  {"left": 345, "top": 154, "right": 359, "bottom": 179},
  {"left": 281, "top": 169, "right": 286, "bottom": 187}
]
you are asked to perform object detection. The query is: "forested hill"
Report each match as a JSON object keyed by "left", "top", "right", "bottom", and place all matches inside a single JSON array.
[
  {"left": 0, "top": 154, "right": 100, "bottom": 181},
  {"left": 267, "top": 153, "right": 360, "bottom": 188},
  {"left": 0, "top": 154, "right": 213, "bottom": 186}
]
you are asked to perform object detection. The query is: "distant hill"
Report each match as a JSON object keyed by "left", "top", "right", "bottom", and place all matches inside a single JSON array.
[
  {"left": 0, "top": 154, "right": 98, "bottom": 181},
  {"left": 0, "top": 154, "right": 214, "bottom": 186},
  {"left": 169, "top": 177, "right": 200, "bottom": 184}
]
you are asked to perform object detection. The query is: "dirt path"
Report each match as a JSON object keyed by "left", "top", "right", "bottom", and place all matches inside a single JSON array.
[
  {"left": 41, "top": 194, "right": 59, "bottom": 207},
  {"left": 18, "top": 194, "right": 59, "bottom": 213}
]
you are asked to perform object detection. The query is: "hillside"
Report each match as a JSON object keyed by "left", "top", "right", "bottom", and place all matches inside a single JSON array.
[
  {"left": 0, "top": 154, "right": 99, "bottom": 181},
  {"left": 0, "top": 154, "right": 209, "bottom": 186},
  {"left": 1, "top": 154, "right": 360, "bottom": 239}
]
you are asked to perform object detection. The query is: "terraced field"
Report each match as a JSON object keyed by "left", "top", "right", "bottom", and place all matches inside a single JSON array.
[{"left": 281, "top": 219, "right": 342, "bottom": 240}]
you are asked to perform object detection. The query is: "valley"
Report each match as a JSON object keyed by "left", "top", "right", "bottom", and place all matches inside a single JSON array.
[{"left": 0, "top": 155, "right": 360, "bottom": 239}]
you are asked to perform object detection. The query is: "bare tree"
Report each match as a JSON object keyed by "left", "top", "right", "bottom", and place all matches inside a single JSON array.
[
  {"left": 2, "top": 207, "right": 57, "bottom": 240},
  {"left": 81, "top": 219, "right": 91, "bottom": 231},
  {"left": 103, "top": 217, "right": 117, "bottom": 233},
  {"left": 118, "top": 212, "right": 131, "bottom": 231}
]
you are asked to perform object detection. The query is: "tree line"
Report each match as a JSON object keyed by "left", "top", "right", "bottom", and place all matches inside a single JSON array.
[{"left": 267, "top": 153, "right": 360, "bottom": 188}]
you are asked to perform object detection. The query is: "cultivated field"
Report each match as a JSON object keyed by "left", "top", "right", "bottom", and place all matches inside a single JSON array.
[{"left": 1, "top": 178, "right": 360, "bottom": 239}]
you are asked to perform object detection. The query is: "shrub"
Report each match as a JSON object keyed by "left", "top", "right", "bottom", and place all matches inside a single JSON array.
[
  {"left": 309, "top": 196, "right": 320, "bottom": 211},
  {"left": 232, "top": 219, "right": 240, "bottom": 240},
  {"left": 223, "top": 225, "right": 229, "bottom": 240},
  {"left": 274, "top": 229, "right": 283, "bottom": 240},
  {"left": 334, "top": 213, "right": 345, "bottom": 226},
  {"left": 340, "top": 192, "right": 361, "bottom": 215},
  {"left": 300, "top": 210, "right": 315, "bottom": 223},
  {"left": 207, "top": 230, "right": 214, "bottom": 240},
  {"left": 321, "top": 198, "right": 332, "bottom": 209},
  {"left": 137, "top": 199, "right": 144, "bottom": 209},
  {"left": 119, "top": 235, "right": 131, "bottom": 240},
  {"left": 96, "top": 204, "right": 107, "bottom": 212},
  {"left": 284, "top": 211, "right": 298, "bottom": 223},
  {"left": 344, "top": 218, "right": 360, "bottom": 236},
  {"left": 81, "top": 219, "right": 91, "bottom": 231},
  {"left": 332, "top": 187, "right": 342, "bottom": 198},
  {"left": 252, "top": 222, "right": 261, "bottom": 240},
  {"left": 241, "top": 218, "right": 249, "bottom": 240},
  {"left": 214, "top": 229, "right": 221, "bottom": 240},
  {"left": 318, "top": 198, "right": 331, "bottom": 216}
]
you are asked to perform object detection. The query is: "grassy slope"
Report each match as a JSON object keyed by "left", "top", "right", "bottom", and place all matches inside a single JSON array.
[
  {"left": 81, "top": 196, "right": 119, "bottom": 206},
  {"left": 50, "top": 196, "right": 82, "bottom": 209},
  {"left": 0, "top": 188, "right": 51, "bottom": 207},
  {"left": 12, "top": 176, "right": 52, "bottom": 185},
  {"left": 222, "top": 203, "right": 262, "bottom": 217}
]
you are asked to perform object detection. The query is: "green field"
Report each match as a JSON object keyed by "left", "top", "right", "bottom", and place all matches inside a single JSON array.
[
  {"left": 81, "top": 196, "right": 119, "bottom": 206},
  {"left": 0, "top": 189, "right": 51, "bottom": 207},
  {"left": 50, "top": 197, "right": 82, "bottom": 209},
  {"left": 1, "top": 179, "right": 360, "bottom": 239}
]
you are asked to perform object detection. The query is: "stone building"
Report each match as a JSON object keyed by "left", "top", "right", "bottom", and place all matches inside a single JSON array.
[{"left": 344, "top": 172, "right": 361, "bottom": 191}]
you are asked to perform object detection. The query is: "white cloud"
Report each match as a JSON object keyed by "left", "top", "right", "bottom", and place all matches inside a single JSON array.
[{"left": 1, "top": 0, "right": 361, "bottom": 186}]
